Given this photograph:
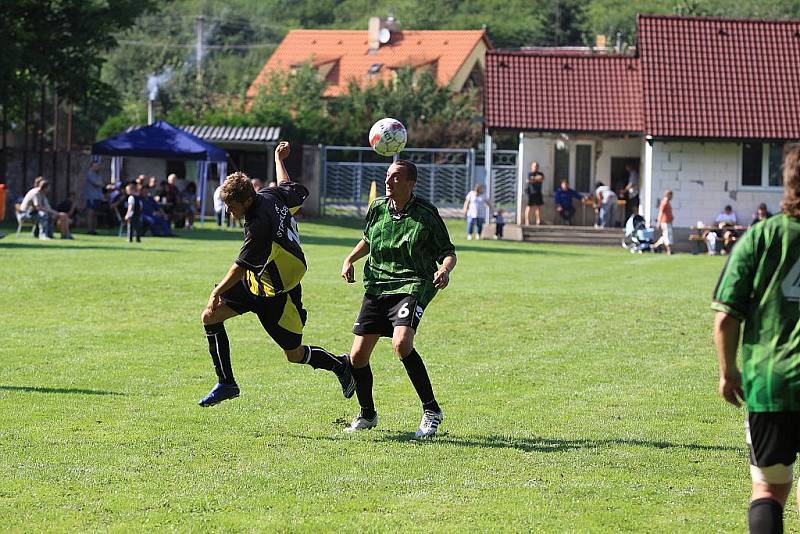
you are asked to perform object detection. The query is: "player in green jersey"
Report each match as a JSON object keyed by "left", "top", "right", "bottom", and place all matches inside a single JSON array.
[
  {"left": 713, "top": 144, "right": 800, "bottom": 534},
  {"left": 340, "top": 160, "right": 457, "bottom": 437}
]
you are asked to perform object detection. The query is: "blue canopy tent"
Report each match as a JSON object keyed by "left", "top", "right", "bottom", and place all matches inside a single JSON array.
[{"left": 92, "top": 120, "right": 228, "bottom": 223}]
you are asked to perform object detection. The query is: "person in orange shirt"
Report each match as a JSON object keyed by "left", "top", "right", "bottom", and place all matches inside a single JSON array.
[{"left": 653, "top": 189, "right": 674, "bottom": 255}]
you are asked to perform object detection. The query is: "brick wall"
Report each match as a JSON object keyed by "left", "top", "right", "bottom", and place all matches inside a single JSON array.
[{"left": 648, "top": 142, "right": 783, "bottom": 227}]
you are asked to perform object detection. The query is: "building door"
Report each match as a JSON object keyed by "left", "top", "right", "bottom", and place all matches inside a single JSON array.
[{"left": 610, "top": 157, "right": 640, "bottom": 195}]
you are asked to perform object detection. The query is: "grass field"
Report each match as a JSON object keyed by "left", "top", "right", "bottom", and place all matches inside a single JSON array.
[{"left": 0, "top": 219, "right": 767, "bottom": 532}]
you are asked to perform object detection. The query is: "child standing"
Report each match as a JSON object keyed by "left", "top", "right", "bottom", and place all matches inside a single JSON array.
[
  {"left": 653, "top": 189, "right": 674, "bottom": 255},
  {"left": 125, "top": 183, "right": 143, "bottom": 243},
  {"left": 494, "top": 208, "right": 505, "bottom": 239}
]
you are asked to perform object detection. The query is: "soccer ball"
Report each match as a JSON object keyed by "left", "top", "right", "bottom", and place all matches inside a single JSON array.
[{"left": 369, "top": 118, "right": 407, "bottom": 157}]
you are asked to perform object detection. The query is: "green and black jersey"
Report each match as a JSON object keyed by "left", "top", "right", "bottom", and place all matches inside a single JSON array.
[
  {"left": 712, "top": 214, "right": 800, "bottom": 412},
  {"left": 236, "top": 182, "right": 308, "bottom": 298},
  {"left": 362, "top": 195, "right": 456, "bottom": 307}
]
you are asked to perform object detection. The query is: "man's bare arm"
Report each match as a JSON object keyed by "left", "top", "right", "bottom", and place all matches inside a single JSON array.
[
  {"left": 275, "top": 141, "right": 290, "bottom": 184},
  {"left": 342, "top": 239, "right": 370, "bottom": 283},
  {"left": 715, "top": 311, "right": 744, "bottom": 407}
]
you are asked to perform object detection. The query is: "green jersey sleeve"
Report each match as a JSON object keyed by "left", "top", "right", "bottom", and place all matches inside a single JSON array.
[
  {"left": 711, "top": 228, "right": 757, "bottom": 321},
  {"left": 363, "top": 201, "right": 379, "bottom": 244},
  {"left": 428, "top": 208, "right": 456, "bottom": 263}
]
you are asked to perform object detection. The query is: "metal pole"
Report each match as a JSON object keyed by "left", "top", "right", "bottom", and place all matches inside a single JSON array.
[
  {"left": 196, "top": 16, "right": 205, "bottom": 95},
  {"left": 52, "top": 88, "right": 58, "bottom": 201},
  {"left": 320, "top": 146, "right": 327, "bottom": 216},
  {"left": 38, "top": 83, "right": 45, "bottom": 177}
]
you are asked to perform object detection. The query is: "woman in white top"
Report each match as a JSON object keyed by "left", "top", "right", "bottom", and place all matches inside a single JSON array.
[{"left": 463, "top": 183, "right": 492, "bottom": 240}]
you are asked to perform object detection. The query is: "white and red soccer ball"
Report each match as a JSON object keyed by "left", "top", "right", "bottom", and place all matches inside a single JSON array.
[{"left": 369, "top": 118, "right": 407, "bottom": 157}]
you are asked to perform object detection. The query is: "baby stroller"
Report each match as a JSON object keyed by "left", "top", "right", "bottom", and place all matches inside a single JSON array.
[{"left": 621, "top": 214, "right": 655, "bottom": 253}]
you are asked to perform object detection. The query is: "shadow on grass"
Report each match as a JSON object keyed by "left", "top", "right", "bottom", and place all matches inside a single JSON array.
[
  {"left": 375, "top": 433, "right": 740, "bottom": 452},
  {"left": 0, "top": 385, "right": 124, "bottom": 396},
  {"left": 0, "top": 242, "right": 177, "bottom": 252},
  {"left": 290, "top": 431, "right": 739, "bottom": 453}
]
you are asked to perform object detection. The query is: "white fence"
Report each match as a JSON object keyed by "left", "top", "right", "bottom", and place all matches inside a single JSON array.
[{"left": 321, "top": 146, "right": 476, "bottom": 218}]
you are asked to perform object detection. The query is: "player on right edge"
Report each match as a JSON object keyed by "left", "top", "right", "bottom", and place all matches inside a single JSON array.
[
  {"left": 341, "top": 159, "right": 456, "bottom": 437},
  {"left": 713, "top": 144, "right": 800, "bottom": 534}
]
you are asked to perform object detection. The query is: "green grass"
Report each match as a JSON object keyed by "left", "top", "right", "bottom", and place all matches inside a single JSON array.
[{"left": 0, "top": 220, "right": 762, "bottom": 532}]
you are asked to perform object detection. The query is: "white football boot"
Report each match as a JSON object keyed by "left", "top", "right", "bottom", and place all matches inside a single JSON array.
[
  {"left": 344, "top": 412, "right": 378, "bottom": 433},
  {"left": 415, "top": 409, "right": 444, "bottom": 438}
]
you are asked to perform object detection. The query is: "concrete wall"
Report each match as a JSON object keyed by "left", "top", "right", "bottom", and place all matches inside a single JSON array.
[{"left": 647, "top": 141, "right": 784, "bottom": 228}]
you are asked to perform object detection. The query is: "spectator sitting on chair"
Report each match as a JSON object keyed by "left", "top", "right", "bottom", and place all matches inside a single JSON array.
[
  {"left": 715, "top": 205, "right": 738, "bottom": 226},
  {"left": 715, "top": 205, "right": 740, "bottom": 254},
  {"left": 56, "top": 192, "right": 79, "bottom": 227},
  {"left": 594, "top": 181, "right": 618, "bottom": 228},
  {"left": 21, "top": 178, "right": 72, "bottom": 240},
  {"left": 554, "top": 180, "right": 583, "bottom": 225},
  {"left": 84, "top": 161, "right": 105, "bottom": 234},
  {"left": 141, "top": 185, "right": 174, "bottom": 237},
  {"left": 751, "top": 203, "right": 772, "bottom": 226}
]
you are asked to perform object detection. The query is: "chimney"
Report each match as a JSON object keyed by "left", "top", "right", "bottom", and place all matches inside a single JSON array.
[
  {"left": 368, "top": 17, "right": 381, "bottom": 53},
  {"left": 595, "top": 34, "right": 607, "bottom": 50},
  {"left": 147, "top": 100, "right": 155, "bottom": 125}
]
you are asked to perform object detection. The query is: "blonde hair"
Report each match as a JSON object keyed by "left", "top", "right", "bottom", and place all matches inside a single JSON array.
[{"left": 781, "top": 144, "right": 800, "bottom": 217}]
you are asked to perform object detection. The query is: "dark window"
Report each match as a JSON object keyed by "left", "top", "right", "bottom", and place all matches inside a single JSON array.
[
  {"left": 554, "top": 144, "right": 570, "bottom": 190},
  {"left": 768, "top": 143, "right": 784, "bottom": 187},
  {"left": 368, "top": 63, "right": 383, "bottom": 75},
  {"left": 741, "top": 143, "right": 763, "bottom": 187},
  {"left": 575, "top": 145, "right": 592, "bottom": 193}
]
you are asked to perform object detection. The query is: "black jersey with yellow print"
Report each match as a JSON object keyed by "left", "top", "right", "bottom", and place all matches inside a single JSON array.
[{"left": 235, "top": 181, "right": 308, "bottom": 298}]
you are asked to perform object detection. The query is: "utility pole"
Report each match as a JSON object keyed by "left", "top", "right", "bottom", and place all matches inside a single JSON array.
[{"left": 195, "top": 15, "right": 205, "bottom": 98}]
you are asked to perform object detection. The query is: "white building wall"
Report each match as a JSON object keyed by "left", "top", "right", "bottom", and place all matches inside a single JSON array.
[
  {"left": 648, "top": 141, "right": 784, "bottom": 228},
  {"left": 594, "top": 138, "right": 642, "bottom": 183}
]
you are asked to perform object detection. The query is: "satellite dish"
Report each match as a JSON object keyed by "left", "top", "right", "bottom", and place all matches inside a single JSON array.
[{"left": 378, "top": 28, "right": 391, "bottom": 44}]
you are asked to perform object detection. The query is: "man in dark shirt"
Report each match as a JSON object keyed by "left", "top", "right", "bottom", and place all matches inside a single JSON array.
[
  {"left": 340, "top": 160, "right": 457, "bottom": 437},
  {"left": 525, "top": 161, "right": 545, "bottom": 225},
  {"left": 198, "top": 141, "right": 354, "bottom": 407}
]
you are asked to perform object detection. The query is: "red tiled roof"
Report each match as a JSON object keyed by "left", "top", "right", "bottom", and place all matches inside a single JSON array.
[
  {"left": 484, "top": 52, "right": 643, "bottom": 133},
  {"left": 639, "top": 14, "right": 800, "bottom": 140},
  {"left": 248, "top": 29, "right": 489, "bottom": 98}
]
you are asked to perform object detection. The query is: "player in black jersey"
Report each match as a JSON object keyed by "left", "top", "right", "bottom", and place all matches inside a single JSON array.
[{"left": 198, "top": 142, "right": 354, "bottom": 406}]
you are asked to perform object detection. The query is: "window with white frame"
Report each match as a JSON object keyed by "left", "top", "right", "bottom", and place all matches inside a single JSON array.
[{"left": 741, "top": 142, "right": 784, "bottom": 188}]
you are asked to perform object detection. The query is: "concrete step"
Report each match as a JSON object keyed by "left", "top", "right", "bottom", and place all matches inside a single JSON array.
[{"left": 521, "top": 225, "right": 623, "bottom": 246}]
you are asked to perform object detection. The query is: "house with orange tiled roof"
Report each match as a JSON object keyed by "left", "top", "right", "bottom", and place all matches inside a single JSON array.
[
  {"left": 247, "top": 17, "right": 492, "bottom": 99},
  {"left": 485, "top": 14, "right": 800, "bottom": 238}
]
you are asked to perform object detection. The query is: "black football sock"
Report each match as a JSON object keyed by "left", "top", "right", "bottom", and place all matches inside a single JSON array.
[
  {"left": 298, "top": 345, "right": 343, "bottom": 373},
  {"left": 204, "top": 323, "right": 236, "bottom": 385},
  {"left": 352, "top": 365, "right": 376, "bottom": 419},
  {"left": 401, "top": 349, "right": 440, "bottom": 413},
  {"left": 749, "top": 498, "right": 783, "bottom": 534}
]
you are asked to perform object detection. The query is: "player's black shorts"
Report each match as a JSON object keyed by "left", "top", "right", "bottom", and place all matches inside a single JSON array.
[
  {"left": 746, "top": 412, "right": 800, "bottom": 484},
  {"left": 352, "top": 293, "right": 425, "bottom": 337},
  {"left": 220, "top": 280, "right": 307, "bottom": 350}
]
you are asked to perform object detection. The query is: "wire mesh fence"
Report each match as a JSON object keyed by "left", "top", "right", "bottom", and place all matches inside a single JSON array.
[{"left": 321, "top": 146, "right": 476, "bottom": 218}]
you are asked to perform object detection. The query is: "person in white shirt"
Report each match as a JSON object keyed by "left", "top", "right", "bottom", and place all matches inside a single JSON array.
[
  {"left": 462, "top": 183, "right": 492, "bottom": 240},
  {"left": 20, "top": 178, "right": 72, "bottom": 239},
  {"left": 213, "top": 182, "right": 225, "bottom": 227},
  {"left": 715, "top": 205, "right": 738, "bottom": 226},
  {"left": 594, "top": 181, "right": 618, "bottom": 228}
]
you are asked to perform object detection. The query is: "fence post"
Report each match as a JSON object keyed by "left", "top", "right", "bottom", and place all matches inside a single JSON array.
[
  {"left": 355, "top": 149, "right": 363, "bottom": 217},
  {"left": 320, "top": 146, "right": 328, "bottom": 217}
]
